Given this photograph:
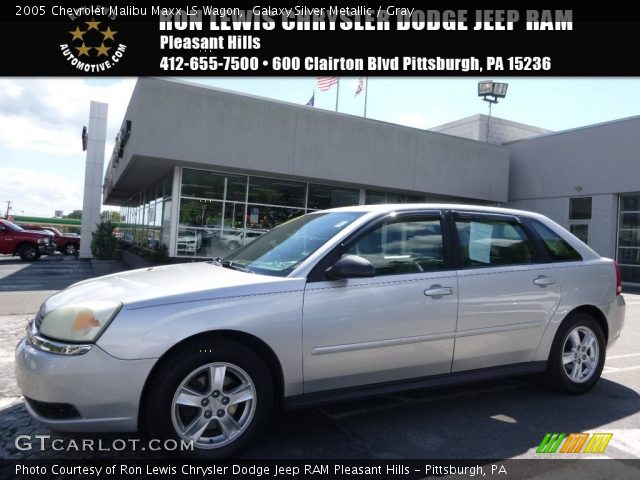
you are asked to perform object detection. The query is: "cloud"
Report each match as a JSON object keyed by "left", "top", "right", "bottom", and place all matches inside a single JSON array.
[
  {"left": 0, "top": 78, "right": 135, "bottom": 157},
  {"left": 0, "top": 167, "right": 85, "bottom": 217}
]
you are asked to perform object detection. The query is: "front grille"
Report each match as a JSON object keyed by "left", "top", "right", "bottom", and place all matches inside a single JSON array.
[{"left": 25, "top": 397, "right": 81, "bottom": 420}]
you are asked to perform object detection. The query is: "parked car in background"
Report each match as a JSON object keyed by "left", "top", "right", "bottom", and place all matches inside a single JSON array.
[
  {"left": 0, "top": 219, "right": 55, "bottom": 261},
  {"left": 177, "top": 228, "right": 202, "bottom": 255},
  {"left": 218, "top": 228, "right": 268, "bottom": 251},
  {"left": 16, "top": 205, "right": 625, "bottom": 457},
  {"left": 21, "top": 225, "right": 80, "bottom": 255}
]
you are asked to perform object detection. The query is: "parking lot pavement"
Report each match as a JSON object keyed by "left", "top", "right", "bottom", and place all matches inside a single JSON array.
[{"left": 0, "top": 254, "right": 638, "bottom": 461}]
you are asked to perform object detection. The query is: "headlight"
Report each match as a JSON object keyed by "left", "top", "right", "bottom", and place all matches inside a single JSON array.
[
  {"left": 37, "top": 237, "right": 48, "bottom": 244},
  {"left": 38, "top": 301, "right": 122, "bottom": 343}
]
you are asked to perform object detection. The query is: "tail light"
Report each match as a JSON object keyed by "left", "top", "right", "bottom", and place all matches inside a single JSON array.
[{"left": 614, "top": 261, "right": 622, "bottom": 296}]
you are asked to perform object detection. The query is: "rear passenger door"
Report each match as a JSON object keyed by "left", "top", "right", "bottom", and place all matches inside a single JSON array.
[{"left": 451, "top": 212, "right": 562, "bottom": 372}]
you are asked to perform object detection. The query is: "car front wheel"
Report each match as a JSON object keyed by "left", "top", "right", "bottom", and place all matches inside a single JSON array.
[
  {"left": 548, "top": 313, "right": 606, "bottom": 393},
  {"left": 63, "top": 243, "right": 77, "bottom": 255},
  {"left": 142, "top": 339, "right": 274, "bottom": 457},
  {"left": 18, "top": 244, "right": 39, "bottom": 261}
]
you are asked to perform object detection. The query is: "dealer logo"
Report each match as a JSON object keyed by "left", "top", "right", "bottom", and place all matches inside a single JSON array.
[{"left": 60, "top": 17, "right": 126, "bottom": 72}]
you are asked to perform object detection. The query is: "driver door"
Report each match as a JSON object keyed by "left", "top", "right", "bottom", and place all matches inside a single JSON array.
[{"left": 302, "top": 211, "right": 458, "bottom": 393}]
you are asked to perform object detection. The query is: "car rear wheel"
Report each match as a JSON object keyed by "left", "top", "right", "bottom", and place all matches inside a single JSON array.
[
  {"left": 18, "top": 244, "right": 39, "bottom": 261},
  {"left": 63, "top": 243, "right": 77, "bottom": 255},
  {"left": 548, "top": 313, "right": 605, "bottom": 393},
  {"left": 142, "top": 339, "right": 273, "bottom": 457}
]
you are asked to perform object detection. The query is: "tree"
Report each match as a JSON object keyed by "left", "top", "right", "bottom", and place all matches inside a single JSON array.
[
  {"left": 90, "top": 221, "right": 117, "bottom": 260},
  {"left": 102, "top": 210, "right": 121, "bottom": 222},
  {"left": 65, "top": 210, "right": 83, "bottom": 220}
]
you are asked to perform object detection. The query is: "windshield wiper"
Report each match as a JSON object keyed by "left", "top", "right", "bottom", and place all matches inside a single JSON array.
[
  {"left": 209, "top": 257, "right": 223, "bottom": 266},
  {"left": 221, "top": 260, "right": 253, "bottom": 273}
]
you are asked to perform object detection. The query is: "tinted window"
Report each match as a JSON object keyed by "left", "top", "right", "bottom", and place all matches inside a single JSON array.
[
  {"left": 346, "top": 216, "right": 444, "bottom": 275},
  {"left": 570, "top": 197, "right": 592, "bottom": 220},
  {"left": 456, "top": 217, "right": 534, "bottom": 267},
  {"left": 529, "top": 219, "right": 582, "bottom": 262}
]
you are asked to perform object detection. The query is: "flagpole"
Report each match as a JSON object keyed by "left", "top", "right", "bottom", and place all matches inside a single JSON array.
[
  {"left": 363, "top": 77, "right": 369, "bottom": 118},
  {"left": 335, "top": 78, "right": 340, "bottom": 112}
]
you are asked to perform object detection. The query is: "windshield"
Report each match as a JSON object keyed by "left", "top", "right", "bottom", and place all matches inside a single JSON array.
[
  {"left": 2, "top": 221, "right": 23, "bottom": 232},
  {"left": 223, "top": 211, "right": 364, "bottom": 277}
]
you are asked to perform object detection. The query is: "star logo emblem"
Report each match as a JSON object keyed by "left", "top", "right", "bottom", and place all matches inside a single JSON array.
[
  {"left": 75, "top": 43, "right": 91, "bottom": 57},
  {"left": 62, "top": 15, "right": 126, "bottom": 71},
  {"left": 94, "top": 43, "right": 112, "bottom": 57},
  {"left": 85, "top": 18, "right": 101, "bottom": 31},
  {"left": 68, "top": 27, "right": 86, "bottom": 41},
  {"left": 101, "top": 26, "right": 117, "bottom": 41}
]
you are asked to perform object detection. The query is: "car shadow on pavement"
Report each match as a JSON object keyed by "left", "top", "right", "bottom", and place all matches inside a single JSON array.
[
  {"left": 0, "top": 375, "right": 638, "bottom": 459},
  {"left": 246, "top": 375, "right": 640, "bottom": 459},
  {"left": 0, "top": 256, "right": 124, "bottom": 292}
]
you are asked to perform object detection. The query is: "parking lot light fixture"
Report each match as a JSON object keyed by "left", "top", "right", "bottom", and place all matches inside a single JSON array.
[{"left": 478, "top": 81, "right": 509, "bottom": 142}]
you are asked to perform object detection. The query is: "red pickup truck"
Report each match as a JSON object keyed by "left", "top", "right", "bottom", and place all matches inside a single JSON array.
[
  {"left": 21, "top": 225, "right": 81, "bottom": 255},
  {"left": 0, "top": 219, "right": 55, "bottom": 261}
]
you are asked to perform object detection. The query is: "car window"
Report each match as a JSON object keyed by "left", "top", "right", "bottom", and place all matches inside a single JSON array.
[
  {"left": 224, "top": 211, "right": 364, "bottom": 276},
  {"left": 528, "top": 219, "right": 583, "bottom": 262},
  {"left": 456, "top": 217, "right": 534, "bottom": 267},
  {"left": 345, "top": 215, "right": 444, "bottom": 275}
]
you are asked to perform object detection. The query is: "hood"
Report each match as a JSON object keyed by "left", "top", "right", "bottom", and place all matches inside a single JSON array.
[
  {"left": 22, "top": 229, "right": 52, "bottom": 236},
  {"left": 44, "top": 262, "right": 305, "bottom": 311}
]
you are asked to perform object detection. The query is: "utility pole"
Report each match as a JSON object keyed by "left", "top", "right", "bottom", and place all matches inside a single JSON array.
[{"left": 3, "top": 201, "right": 11, "bottom": 219}]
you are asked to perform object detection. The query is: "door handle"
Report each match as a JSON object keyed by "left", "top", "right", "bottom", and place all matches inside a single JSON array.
[
  {"left": 424, "top": 285, "right": 454, "bottom": 297},
  {"left": 533, "top": 276, "right": 555, "bottom": 286}
]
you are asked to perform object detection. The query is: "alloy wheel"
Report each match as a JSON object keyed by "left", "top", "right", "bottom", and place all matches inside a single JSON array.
[
  {"left": 170, "top": 362, "right": 256, "bottom": 449},
  {"left": 562, "top": 326, "right": 600, "bottom": 383}
]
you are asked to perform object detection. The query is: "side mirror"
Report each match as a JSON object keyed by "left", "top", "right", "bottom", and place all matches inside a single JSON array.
[{"left": 325, "top": 255, "right": 375, "bottom": 280}]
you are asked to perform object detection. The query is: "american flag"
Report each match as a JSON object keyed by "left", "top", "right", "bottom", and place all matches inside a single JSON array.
[
  {"left": 355, "top": 77, "right": 366, "bottom": 96},
  {"left": 316, "top": 77, "right": 338, "bottom": 91}
]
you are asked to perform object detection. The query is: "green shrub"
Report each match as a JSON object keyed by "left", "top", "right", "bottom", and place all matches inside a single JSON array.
[{"left": 91, "top": 221, "right": 117, "bottom": 260}]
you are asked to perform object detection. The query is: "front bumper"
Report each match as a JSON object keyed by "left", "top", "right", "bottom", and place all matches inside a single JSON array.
[
  {"left": 15, "top": 338, "right": 156, "bottom": 432},
  {"left": 38, "top": 244, "right": 55, "bottom": 255}
]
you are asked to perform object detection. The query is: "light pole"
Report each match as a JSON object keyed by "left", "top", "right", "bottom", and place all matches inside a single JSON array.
[{"left": 478, "top": 80, "right": 508, "bottom": 143}]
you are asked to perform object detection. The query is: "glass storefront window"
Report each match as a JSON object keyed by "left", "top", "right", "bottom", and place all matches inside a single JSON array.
[
  {"left": 621, "top": 266, "right": 640, "bottom": 284},
  {"left": 307, "top": 184, "right": 359, "bottom": 210},
  {"left": 621, "top": 195, "right": 640, "bottom": 212},
  {"left": 248, "top": 177, "right": 305, "bottom": 208},
  {"left": 618, "top": 194, "right": 640, "bottom": 285},
  {"left": 620, "top": 212, "right": 640, "bottom": 229},
  {"left": 365, "top": 190, "right": 387, "bottom": 204},
  {"left": 181, "top": 169, "right": 247, "bottom": 202},
  {"left": 366, "top": 190, "right": 425, "bottom": 205}
]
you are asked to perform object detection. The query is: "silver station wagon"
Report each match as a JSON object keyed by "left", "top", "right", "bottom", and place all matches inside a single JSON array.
[{"left": 16, "top": 205, "right": 626, "bottom": 457}]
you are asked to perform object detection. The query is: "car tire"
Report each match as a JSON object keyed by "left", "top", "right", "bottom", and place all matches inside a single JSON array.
[
  {"left": 18, "top": 244, "right": 39, "bottom": 261},
  {"left": 63, "top": 243, "right": 77, "bottom": 255},
  {"left": 141, "top": 338, "right": 274, "bottom": 458},
  {"left": 548, "top": 313, "right": 606, "bottom": 394}
]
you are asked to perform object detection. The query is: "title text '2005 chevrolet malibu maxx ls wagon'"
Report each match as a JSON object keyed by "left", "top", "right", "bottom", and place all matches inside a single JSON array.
[{"left": 16, "top": 205, "right": 625, "bottom": 456}]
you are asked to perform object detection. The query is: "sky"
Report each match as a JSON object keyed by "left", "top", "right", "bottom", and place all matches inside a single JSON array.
[{"left": 1, "top": 76, "right": 640, "bottom": 217}]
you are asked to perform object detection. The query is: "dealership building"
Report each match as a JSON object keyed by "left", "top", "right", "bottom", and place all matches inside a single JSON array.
[{"left": 103, "top": 77, "right": 640, "bottom": 285}]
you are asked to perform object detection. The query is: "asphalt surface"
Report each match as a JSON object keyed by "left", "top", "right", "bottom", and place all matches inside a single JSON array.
[{"left": 0, "top": 255, "right": 638, "bottom": 465}]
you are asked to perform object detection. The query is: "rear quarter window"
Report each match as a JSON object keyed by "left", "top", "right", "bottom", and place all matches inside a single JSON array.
[{"left": 528, "top": 219, "right": 583, "bottom": 262}]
